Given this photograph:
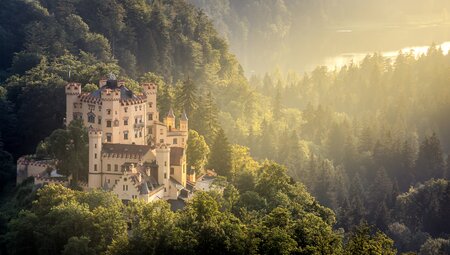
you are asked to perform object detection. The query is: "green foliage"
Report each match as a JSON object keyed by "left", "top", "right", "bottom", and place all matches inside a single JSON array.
[
  {"left": 344, "top": 224, "right": 396, "bottom": 255},
  {"left": 396, "top": 179, "right": 450, "bottom": 236},
  {"left": 39, "top": 120, "right": 89, "bottom": 184},
  {"left": 186, "top": 130, "right": 210, "bottom": 174},
  {"left": 175, "top": 77, "right": 198, "bottom": 117},
  {"left": 3, "top": 184, "right": 127, "bottom": 255},
  {"left": 208, "top": 128, "right": 232, "bottom": 177}
]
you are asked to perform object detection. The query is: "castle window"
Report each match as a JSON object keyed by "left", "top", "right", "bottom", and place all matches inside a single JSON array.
[
  {"left": 135, "top": 118, "right": 138, "bottom": 124},
  {"left": 170, "top": 167, "right": 174, "bottom": 175},
  {"left": 106, "top": 133, "right": 112, "bottom": 142},
  {"left": 88, "top": 104, "right": 95, "bottom": 111},
  {"left": 73, "top": 103, "right": 77, "bottom": 109},
  {"left": 164, "top": 161, "right": 167, "bottom": 166},
  {"left": 115, "top": 180, "right": 118, "bottom": 184},
  {"left": 124, "top": 131, "right": 128, "bottom": 140},
  {"left": 87, "top": 113, "right": 95, "bottom": 123},
  {"left": 94, "top": 144, "right": 97, "bottom": 148},
  {"left": 160, "top": 129, "right": 163, "bottom": 135},
  {"left": 94, "top": 164, "right": 97, "bottom": 171},
  {"left": 149, "top": 102, "right": 153, "bottom": 108},
  {"left": 94, "top": 153, "right": 97, "bottom": 159},
  {"left": 124, "top": 119, "right": 128, "bottom": 126},
  {"left": 139, "top": 131, "right": 142, "bottom": 137},
  {"left": 160, "top": 139, "right": 164, "bottom": 144},
  {"left": 73, "top": 112, "right": 82, "bottom": 120},
  {"left": 164, "top": 173, "right": 167, "bottom": 179},
  {"left": 123, "top": 185, "right": 128, "bottom": 191},
  {"left": 148, "top": 113, "right": 153, "bottom": 121},
  {"left": 98, "top": 117, "right": 102, "bottom": 125},
  {"left": 135, "top": 132, "right": 138, "bottom": 138},
  {"left": 107, "top": 109, "right": 111, "bottom": 115},
  {"left": 173, "top": 138, "right": 177, "bottom": 144},
  {"left": 107, "top": 179, "right": 110, "bottom": 184},
  {"left": 99, "top": 106, "right": 102, "bottom": 111},
  {"left": 135, "top": 106, "right": 138, "bottom": 111},
  {"left": 124, "top": 107, "right": 128, "bottom": 113},
  {"left": 114, "top": 119, "right": 119, "bottom": 127},
  {"left": 107, "top": 164, "right": 111, "bottom": 171},
  {"left": 132, "top": 195, "right": 137, "bottom": 199},
  {"left": 139, "top": 105, "right": 142, "bottom": 111},
  {"left": 114, "top": 164, "right": 118, "bottom": 171}
]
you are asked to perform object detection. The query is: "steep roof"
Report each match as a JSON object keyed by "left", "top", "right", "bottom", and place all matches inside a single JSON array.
[
  {"left": 170, "top": 147, "right": 184, "bottom": 166},
  {"left": 89, "top": 80, "right": 139, "bottom": 100},
  {"left": 181, "top": 111, "right": 188, "bottom": 121},
  {"left": 167, "top": 108, "right": 175, "bottom": 118},
  {"left": 102, "top": 143, "right": 152, "bottom": 157}
]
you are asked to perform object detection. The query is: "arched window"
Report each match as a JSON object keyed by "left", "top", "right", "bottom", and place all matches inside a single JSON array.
[{"left": 87, "top": 112, "right": 95, "bottom": 123}]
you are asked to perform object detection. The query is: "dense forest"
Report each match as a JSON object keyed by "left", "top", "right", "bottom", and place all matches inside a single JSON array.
[
  {"left": 189, "top": 0, "right": 450, "bottom": 73},
  {"left": 0, "top": 0, "right": 449, "bottom": 254}
]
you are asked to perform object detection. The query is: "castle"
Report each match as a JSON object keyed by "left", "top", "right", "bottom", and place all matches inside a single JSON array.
[{"left": 17, "top": 75, "right": 195, "bottom": 203}]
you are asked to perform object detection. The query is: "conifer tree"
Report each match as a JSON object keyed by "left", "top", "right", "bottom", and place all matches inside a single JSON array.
[
  {"left": 208, "top": 128, "right": 232, "bottom": 178},
  {"left": 175, "top": 77, "right": 197, "bottom": 117},
  {"left": 415, "top": 133, "right": 445, "bottom": 182}
]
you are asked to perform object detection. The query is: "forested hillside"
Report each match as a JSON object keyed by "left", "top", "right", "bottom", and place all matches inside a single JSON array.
[
  {"left": 189, "top": 0, "right": 450, "bottom": 73},
  {"left": 0, "top": 0, "right": 449, "bottom": 254}
]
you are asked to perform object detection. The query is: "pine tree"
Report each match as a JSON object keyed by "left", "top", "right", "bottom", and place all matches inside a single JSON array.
[
  {"left": 272, "top": 86, "right": 282, "bottom": 119},
  {"left": 208, "top": 128, "right": 232, "bottom": 178},
  {"left": 191, "top": 91, "right": 218, "bottom": 144},
  {"left": 258, "top": 120, "right": 276, "bottom": 160},
  {"left": 415, "top": 133, "right": 445, "bottom": 182},
  {"left": 175, "top": 77, "right": 197, "bottom": 117}
]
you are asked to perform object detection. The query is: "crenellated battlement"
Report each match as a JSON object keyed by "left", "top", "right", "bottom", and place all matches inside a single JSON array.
[
  {"left": 142, "top": 83, "right": 157, "bottom": 95},
  {"left": 65, "top": 83, "right": 82, "bottom": 95},
  {"left": 88, "top": 129, "right": 103, "bottom": 136}
]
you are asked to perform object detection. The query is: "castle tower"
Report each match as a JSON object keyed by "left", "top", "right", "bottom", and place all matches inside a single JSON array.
[
  {"left": 101, "top": 78, "right": 121, "bottom": 143},
  {"left": 180, "top": 111, "right": 188, "bottom": 132},
  {"left": 155, "top": 144, "right": 170, "bottom": 196},
  {"left": 65, "top": 83, "right": 81, "bottom": 125},
  {"left": 142, "top": 83, "right": 158, "bottom": 121},
  {"left": 164, "top": 108, "right": 175, "bottom": 131},
  {"left": 88, "top": 130, "right": 103, "bottom": 189}
]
